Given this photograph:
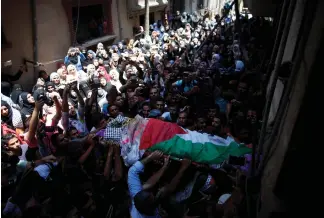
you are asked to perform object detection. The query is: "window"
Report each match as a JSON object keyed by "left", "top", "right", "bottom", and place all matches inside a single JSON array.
[
  {"left": 72, "top": 4, "right": 105, "bottom": 44},
  {"left": 172, "top": 0, "right": 185, "bottom": 13},
  {"left": 197, "top": 0, "right": 204, "bottom": 9},
  {"left": 139, "top": 12, "right": 155, "bottom": 27}
]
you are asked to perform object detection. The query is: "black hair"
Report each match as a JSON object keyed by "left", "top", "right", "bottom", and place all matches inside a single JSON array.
[
  {"left": 1, "top": 134, "right": 20, "bottom": 165},
  {"left": 1, "top": 81, "right": 11, "bottom": 96},
  {"left": 38, "top": 70, "right": 47, "bottom": 78},
  {"left": 155, "top": 97, "right": 164, "bottom": 103},
  {"left": 92, "top": 112, "right": 104, "bottom": 128},
  {"left": 141, "top": 102, "right": 150, "bottom": 108},
  {"left": 209, "top": 104, "right": 220, "bottom": 113},
  {"left": 1, "top": 133, "right": 17, "bottom": 147},
  {"left": 134, "top": 190, "right": 157, "bottom": 216},
  {"left": 168, "top": 104, "right": 178, "bottom": 110},
  {"left": 107, "top": 104, "right": 119, "bottom": 112}
]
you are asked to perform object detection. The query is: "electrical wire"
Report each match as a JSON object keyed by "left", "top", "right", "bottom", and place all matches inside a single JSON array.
[{"left": 73, "top": 0, "right": 81, "bottom": 46}]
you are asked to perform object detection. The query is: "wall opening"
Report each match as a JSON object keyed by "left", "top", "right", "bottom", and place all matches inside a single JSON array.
[
  {"left": 171, "top": 0, "right": 185, "bottom": 13},
  {"left": 139, "top": 12, "right": 155, "bottom": 27},
  {"left": 72, "top": 4, "right": 105, "bottom": 44}
]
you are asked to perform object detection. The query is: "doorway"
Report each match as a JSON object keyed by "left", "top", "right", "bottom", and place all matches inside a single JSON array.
[
  {"left": 72, "top": 4, "right": 104, "bottom": 43},
  {"left": 139, "top": 12, "right": 155, "bottom": 27}
]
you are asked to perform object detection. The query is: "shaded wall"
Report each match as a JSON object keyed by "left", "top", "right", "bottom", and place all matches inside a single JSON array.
[
  {"left": 111, "top": 0, "right": 134, "bottom": 41},
  {"left": 1, "top": 0, "right": 71, "bottom": 91},
  {"left": 2, "top": 0, "right": 34, "bottom": 89},
  {"left": 259, "top": 0, "right": 324, "bottom": 216},
  {"left": 36, "top": 0, "right": 71, "bottom": 77}
]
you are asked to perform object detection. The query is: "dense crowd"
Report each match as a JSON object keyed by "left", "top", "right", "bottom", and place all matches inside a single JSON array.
[{"left": 1, "top": 7, "right": 271, "bottom": 218}]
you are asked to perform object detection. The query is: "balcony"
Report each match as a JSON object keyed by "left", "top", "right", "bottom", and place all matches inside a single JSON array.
[{"left": 128, "top": 0, "right": 168, "bottom": 12}]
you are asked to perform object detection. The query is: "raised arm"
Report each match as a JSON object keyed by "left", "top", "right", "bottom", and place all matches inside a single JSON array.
[
  {"left": 112, "top": 143, "right": 123, "bottom": 181},
  {"left": 64, "top": 56, "right": 70, "bottom": 65},
  {"left": 79, "top": 53, "right": 86, "bottom": 62},
  {"left": 104, "top": 145, "right": 114, "bottom": 180},
  {"left": 8, "top": 66, "right": 25, "bottom": 81},
  {"left": 71, "top": 83, "right": 85, "bottom": 119},
  {"left": 142, "top": 155, "right": 169, "bottom": 191},
  {"left": 128, "top": 151, "right": 164, "bottom": 198},
  {"left": 78, "top": 134, "right": 96, "bottom": 164},
  {"left": 62, "top": 84, "right": 71, "bottom": 131},
  {"left": 25, "top": 100, "right": 44, "bottom": 142},
  {"left": 51, "top": 94, "right": 62, "bottom": 123},
  {"left": 158, "top": 158, "right": 191, "bottom": 198}
]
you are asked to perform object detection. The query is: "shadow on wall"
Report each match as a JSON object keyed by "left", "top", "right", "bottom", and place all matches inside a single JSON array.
[{"left": 1, "top": 0, "right": 71, "bottom": 91}]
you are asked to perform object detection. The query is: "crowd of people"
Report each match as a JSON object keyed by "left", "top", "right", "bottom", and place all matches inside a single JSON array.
[{"left": 1, "top": 6, "right": 272, "bottom": 218}]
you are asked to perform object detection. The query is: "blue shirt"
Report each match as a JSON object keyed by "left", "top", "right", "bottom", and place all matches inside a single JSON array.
[
  {"left": 175, "top": 80, "right": 198, "bottom": 93},
  {"left": 102, "top": 103, "right": 109, "bottom": 116},
  {"left": 215, "top": 97, "right": 228, "bottom": 113},
  {"left": 128, "top": 161, "right": 160, "bottom": 218}
]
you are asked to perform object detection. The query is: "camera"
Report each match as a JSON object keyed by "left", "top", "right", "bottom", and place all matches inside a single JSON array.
[{"left": 37, "top": 90, "right": 54, "bottom": 106}]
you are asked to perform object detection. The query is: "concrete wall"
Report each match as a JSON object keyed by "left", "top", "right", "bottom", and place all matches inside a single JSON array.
[
  {"left": 111, "top": 0, "right": 134, "bottom": 41},
  {"left": 1, "top": 0, "right": 71, "bottom": 91},
  {"left": 36, "top": 0, "right": 71, "bottom": 76},
  {"left": 2, "top": 0, "right": 34, "bottom": 89}
]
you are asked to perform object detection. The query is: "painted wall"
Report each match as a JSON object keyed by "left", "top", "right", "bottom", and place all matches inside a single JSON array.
[{"left": 1, "top": 0, "right": 71, "bottom": 91}]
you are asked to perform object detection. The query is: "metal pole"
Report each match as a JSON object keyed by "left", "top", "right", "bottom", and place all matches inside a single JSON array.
[
  {"left": 116, "top": 0, "right": 123, "bottom": 40},
  {"left": 145, "top": 0, "right": 150, "bottom": 39},
  {"left": 234, "top": 0, "right": 240, "bottom": 36},
  {"left": 31, "top": 0, "right": 38, "bottom": 82}
]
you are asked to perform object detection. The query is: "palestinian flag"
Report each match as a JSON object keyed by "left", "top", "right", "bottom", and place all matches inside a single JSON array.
[{"left": 120, "top": 116, "right": 252, "bottom": 166}]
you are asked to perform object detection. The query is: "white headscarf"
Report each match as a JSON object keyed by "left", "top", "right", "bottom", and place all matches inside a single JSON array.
[
  {"left": 50, "top": 72, "right": 60, "bottom": 82},
  {"left": 109, "top": 69, "right": 122, "bottom": 92}
]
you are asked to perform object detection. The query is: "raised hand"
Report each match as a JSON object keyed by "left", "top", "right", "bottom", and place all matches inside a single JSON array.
[{"left": 148, "top": 150, "right": 164, "bottom": 161}]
